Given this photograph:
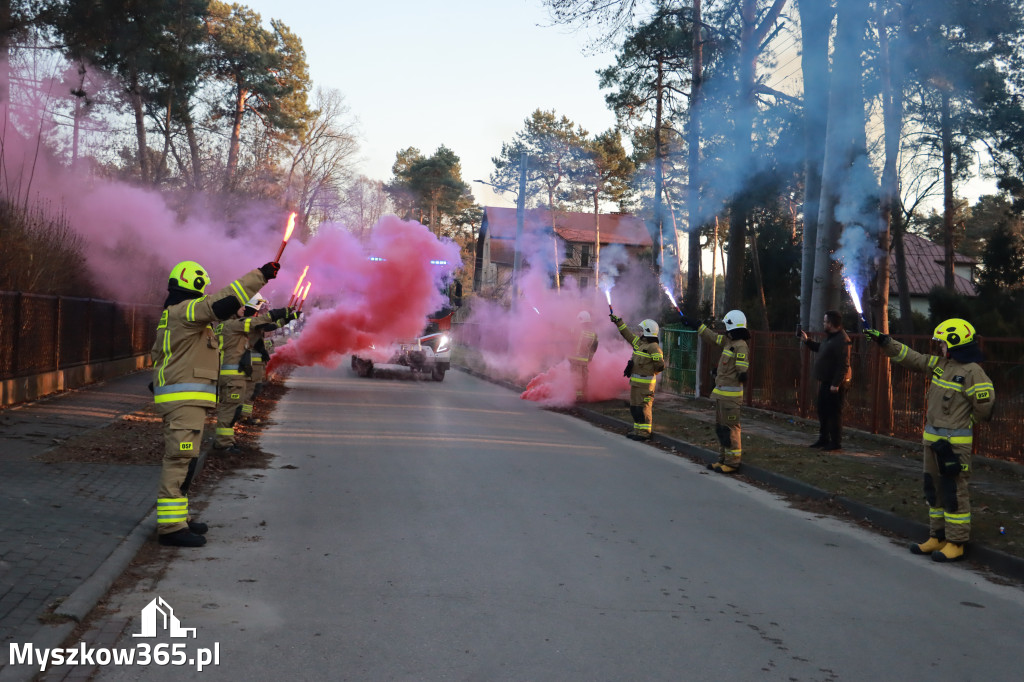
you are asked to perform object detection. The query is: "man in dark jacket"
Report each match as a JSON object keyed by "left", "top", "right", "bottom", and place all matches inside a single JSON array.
[{"left": 799, "top": 310, "right": 852, "bottom": 450}]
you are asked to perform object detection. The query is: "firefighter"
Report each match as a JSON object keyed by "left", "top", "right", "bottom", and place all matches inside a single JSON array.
[
  {"left": 569, "top": 311, "right": 599, "bottom": 402},
  {"left": 213, "top": 295, "right": 292, "bottom": 453},
  {"left": 865, "top": 319, "right": 995, "bottom": 562},
  {"left": 609, "top": 313, "right": 665, "bottom": 440},
  {"left": 681, "top": 310, "right": 750, "bottom": 473},
  {"left": 242, "top": 297, "right": 300, "bottom": 421},
  {"left": 151, "top": 260, "right": 278, "bottom": 547}
]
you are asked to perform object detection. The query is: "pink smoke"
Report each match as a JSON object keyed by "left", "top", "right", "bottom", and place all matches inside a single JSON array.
[
  {"left": 465, "top": 253, "right": 663, "bottom": 408},
  {"left": 271, "top": 216, "right": 460, "bottom": 368}
]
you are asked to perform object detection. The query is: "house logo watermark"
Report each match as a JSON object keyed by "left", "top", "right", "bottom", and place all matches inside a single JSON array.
[
  {"left": 9, "top": 596, "right": 219, "bottom": 672},
  {"left": 133, "top": 596, "right": 196, "bottom": 638}
]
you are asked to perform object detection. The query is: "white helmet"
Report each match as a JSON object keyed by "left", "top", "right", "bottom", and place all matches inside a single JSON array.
[
  {"left": 245, "top": 292, "right": 267, "bottom": 310},
  {"left": 723, "top": 310, "right": 747, "bottom": 331},
  {"left": 577, "top": 311, "right": 591, "bottom": 324},
  {"left": 639, "top": 319, "right": 659, "bottom": 337}
]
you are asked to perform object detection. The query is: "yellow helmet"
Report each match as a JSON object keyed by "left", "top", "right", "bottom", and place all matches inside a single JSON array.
[
  {"left": 932, "top": 318, "right": 976, "bottom": 348},
  {"left": 168, "top": 260, "right": 208, "bottom": 294}
]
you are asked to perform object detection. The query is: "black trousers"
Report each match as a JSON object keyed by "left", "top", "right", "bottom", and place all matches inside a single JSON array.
[{"left": 816, "top": 382, "right": 846, "bottom": 446}]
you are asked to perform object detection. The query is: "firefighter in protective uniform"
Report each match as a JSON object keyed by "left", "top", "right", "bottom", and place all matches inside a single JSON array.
[
  {"left": 242, "top": 296, "right": 300, "bottom": 420},
  {"left": 865, "top": 318, "right": 995, "bottom": 562},
  {"left": 151, "top": 260, "right": 278, "bottom": 547},
  {"left": 213, "top": 294, "right": 294, "bottom": 453},
  {"left": 681, "top": 309, "right": 750, "bottom": 473},
  {"left": 569, "top": 311, "right": 599, "bottom": 402},
  {"left": 609, "top": 314, "right": 665, "bottom": 440}
]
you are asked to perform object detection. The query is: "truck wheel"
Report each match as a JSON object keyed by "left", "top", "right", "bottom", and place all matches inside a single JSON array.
[
  {"left": 354, "top": 358, "right": 374, "bottom": 378},
  {"left": 431, "top": 366, "right": 446, "bottom": 382}
]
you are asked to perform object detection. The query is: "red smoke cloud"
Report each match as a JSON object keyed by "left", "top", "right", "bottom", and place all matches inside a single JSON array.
[{"left": 271, "top": 216, "right": 461, "bottom": 368}]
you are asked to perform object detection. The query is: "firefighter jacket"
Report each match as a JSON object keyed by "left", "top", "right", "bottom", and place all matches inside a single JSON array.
[
  {"left": 881, "top": 338, "right": 995, "bottom": 445},
  {"left": 246, "top": 313, "right": 278, "bottom": 369},
  {"left": 570, "top": 326, "right": 599, "bottom": 364},
  {"left": 616, "top": 322, "right": 665, "bottom": 390},
  {"left": 151, "top": 270, "right": 266, "bottom": 409},
  {"left": 806, "top": 328, "right": 852, "bottom": 388},
  {"left": 698, "top": 324, "right": 749, "bottom": 403},
  {"left": 216, "top": 317, "right": 254, "bottom": 378}
]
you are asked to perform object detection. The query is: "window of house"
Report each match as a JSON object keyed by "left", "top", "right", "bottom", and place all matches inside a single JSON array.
[
  {"left": 580, "top": 243, "right": 592, "bottom": 268},
  {"left": 564, "top": 242, "right": 575, "bottom": 260},
  {"left": 580, "top": 276, "right": 589, "bottom": 289}
]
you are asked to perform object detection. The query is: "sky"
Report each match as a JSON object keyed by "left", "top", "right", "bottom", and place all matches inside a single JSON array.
[{"left": 240, "top": 0, "right": 619, "bottom": 210}]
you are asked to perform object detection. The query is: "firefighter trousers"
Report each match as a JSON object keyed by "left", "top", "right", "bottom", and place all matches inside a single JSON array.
[
  {"left": 215, "top": 375, "right": 246, "bottom": 447},
  {"left": 714, "top": 398, "right": 742, "bottom": 467},
  {"left": 157, "top": 404, "right": 207, "bottom": 535},
  {"left": 629, "top": 383, "right": 655, "bottom": 437},
  {"left": 922, "top": 440, "right": 972, "bottom": 544},
  {"left": 570, "top": 360, "right": 589, "bottom": 401}
]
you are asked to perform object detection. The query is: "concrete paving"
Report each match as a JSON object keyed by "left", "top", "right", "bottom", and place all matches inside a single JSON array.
[{"left": 0, "top": 371, "right": 158, "bottom": 679}]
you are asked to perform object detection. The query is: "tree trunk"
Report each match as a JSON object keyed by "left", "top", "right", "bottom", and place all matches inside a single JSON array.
[
  {"left": 941, "top": 90, "right": 955, "bottom": 289},
  {"left": 184, "top": 112, "right": 202, "bottom": 191},
  {"left": 723, "top": 0, "right": 758, "bottom": 312},
  {"left": 749, "top": 223, "right": 769, "bottom": 330},
  {"left": 684, "top": 0, "right": 703, "bottom": 316},
  {"left": 710, "top": 215, "right": 718, "bottom": 316},
  {"left": 797, "top": 0, "right": 832, "bottom": 328},
  {"left": 893, "top": 210, "right": 914, "bottom": 334},
  {"left": 652, "top": 57, "right": 666, "bottom": 276},
  {"left": 129, "top": 65, "right": 149, "bottom": 183},
  {"left": 808, "top": 0, "right": 868, "bottom": 325},
  {"left": 875, "top": 1, "right": 903, "bottom": 435},
  {"left": 224, "top": 86, "right": 248, "bottom": 191}
]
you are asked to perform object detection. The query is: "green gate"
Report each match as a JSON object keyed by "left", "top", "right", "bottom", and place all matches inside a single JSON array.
[{"left": 660, "top": 324, "right": 697, "bottom": 395}]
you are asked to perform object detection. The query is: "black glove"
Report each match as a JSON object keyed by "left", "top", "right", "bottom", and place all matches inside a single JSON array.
[
  {"left": 610, "top": 314, "right": 623, "bottom": 326},
  {"left": 260, "top": 262, "right": 280, "bottom": 280},
  {"left": 930, "top": 439, "right": 961, "bottom": 477},
  {"left": 738, "top": 372, "right": 748, "bottom": 384},
  {"left": 269, "top": 307, "right": 288, "bottom": 322},
  {"left": 288, "top": 309, "right": 302, "bottom": 321},
  {"left": 711, "top": 368, "right": 718, "bottom": 378},
  {"left": 623, "top": 359, "right": 634, "bottom": 378},
  {"left": 239, "top": 350, "right": 253, "bottom": 377},
  {"left": 679, "top": 313, "right": 697, "bottom": 329},
  {"left": 864, "top": 328, "right": 889, "bottom": 345},
  {"left": 261, "top": 349, "right": 270, "bottom": 362},
  {"left": 147, "top": 382, "right": 154, "bottom": 394}
]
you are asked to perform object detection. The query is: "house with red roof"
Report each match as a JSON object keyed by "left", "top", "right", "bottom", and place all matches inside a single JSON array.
[
  {"left": 889, "top": 232, "right": 978, "bottom": 317},
  {"left": 473, "top": 206, "right": 652, "bottom": 297}
]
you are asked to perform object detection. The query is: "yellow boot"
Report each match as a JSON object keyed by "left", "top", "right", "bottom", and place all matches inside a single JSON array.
[
  {"left": 931, "top": 542, "right": 965, "bottom": 562},
  {"left": 708, "top": 462, "right": 740, "bottom": 474},
  {"left": 909, "top": 537, "right": 947, "bottom": 555}
]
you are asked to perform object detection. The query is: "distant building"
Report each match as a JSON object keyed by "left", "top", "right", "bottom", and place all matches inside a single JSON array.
[
  {"left": 890, "top": 232, "right": 978, "bottom": 317},
  {"left": 473, "top": 206, "right": 652, "bottom": 298}
]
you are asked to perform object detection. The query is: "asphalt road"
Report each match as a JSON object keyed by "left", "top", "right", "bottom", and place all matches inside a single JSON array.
[{"left": 91, "top": 366, "right": 1024, "bottom": 681}]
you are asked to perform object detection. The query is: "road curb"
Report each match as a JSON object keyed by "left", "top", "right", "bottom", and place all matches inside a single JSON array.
[{"left": 456, "top": 366, "right": 1024, "bottom": 583}]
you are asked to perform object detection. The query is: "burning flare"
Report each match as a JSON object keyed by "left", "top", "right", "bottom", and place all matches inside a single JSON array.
[
  {"left": 843, "top": 276, "right": 869, "bottom": 327},
  {"left": 297, "top": 281, "right": 312, "bottom": 312},
  {"left": 274, "top": 212, "right": 298, "bottom": 262},
  {"left": 288, "top": 265, "right": 309, "bottom": 307}
]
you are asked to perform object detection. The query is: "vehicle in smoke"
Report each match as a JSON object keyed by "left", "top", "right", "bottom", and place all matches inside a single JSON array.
[{"left": 351, "top": 309, "right": 453, "bottom": 382}]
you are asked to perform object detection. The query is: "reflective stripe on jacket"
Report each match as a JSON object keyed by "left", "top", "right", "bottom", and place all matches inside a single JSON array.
[{"left": 698, "top": 324, "right": 749, "bottom": 402}]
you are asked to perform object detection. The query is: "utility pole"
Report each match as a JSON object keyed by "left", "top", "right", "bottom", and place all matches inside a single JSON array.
[{"left": 513, "top": 152, "right": 527, "bottom": 299}]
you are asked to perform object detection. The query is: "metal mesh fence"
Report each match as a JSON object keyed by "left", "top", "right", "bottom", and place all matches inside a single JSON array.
[{"left": 0, "top": 291, "right": 160, "bottom": 380}]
